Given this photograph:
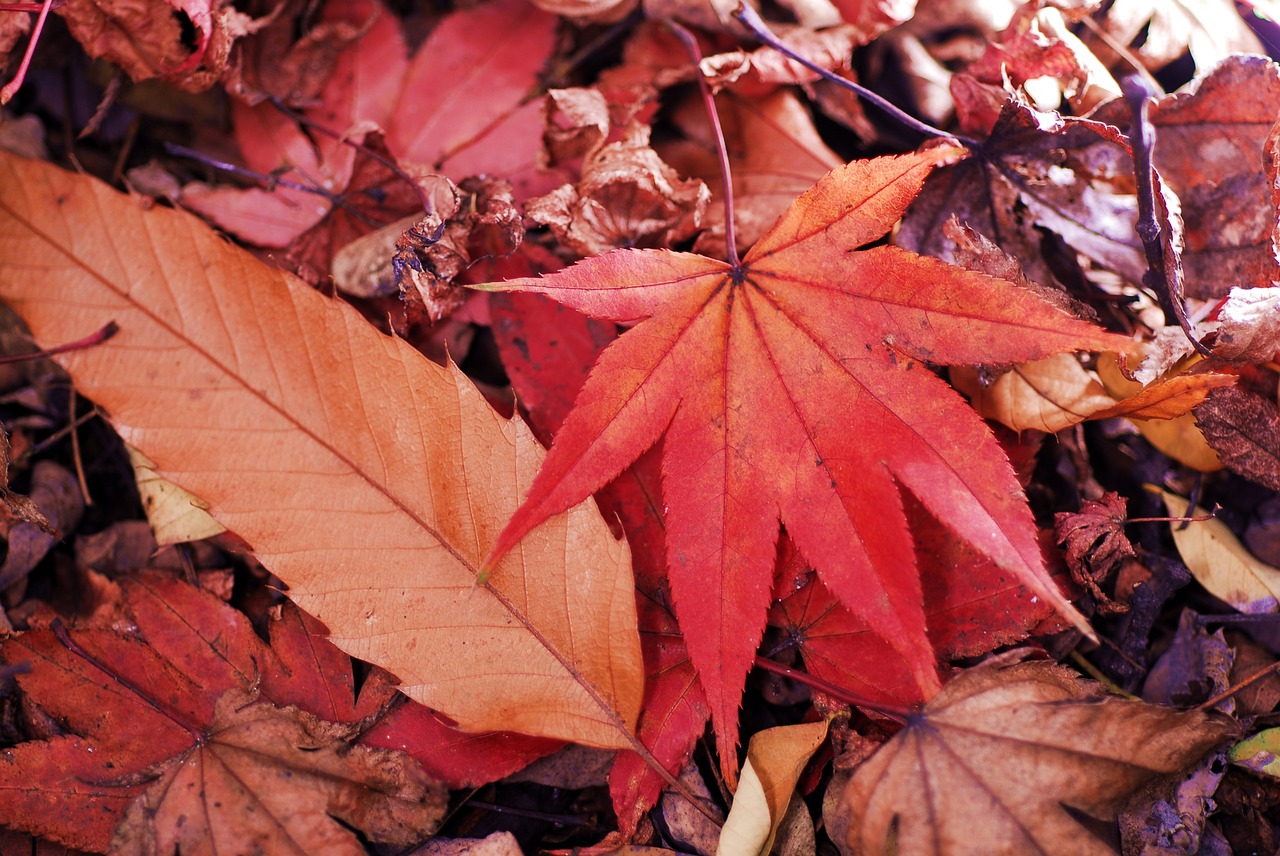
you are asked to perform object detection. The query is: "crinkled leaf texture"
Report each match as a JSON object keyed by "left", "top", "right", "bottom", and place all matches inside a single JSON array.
[
  {"left": 477, "top": 145, "right": 1133, "bottom": 781},
  {"left": 842, "top": 657, "right": 1235, "bottom": 855},
  {"left": 0, "top": 575, "right": 437, "bottom": 852},
  {"left": 0, "top": 151, "right": 642, "bottom": 748}
]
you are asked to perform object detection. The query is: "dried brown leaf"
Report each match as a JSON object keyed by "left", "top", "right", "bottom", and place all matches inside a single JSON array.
[
  {"left": 1195, "top": 386, "right": 1280, "bottom": 491},
  {"left": 842, "top": 657, "right": 1235, "bottom": 855},
  {"left": 110, "top": 688, "right": 444, "bottom": 855}
]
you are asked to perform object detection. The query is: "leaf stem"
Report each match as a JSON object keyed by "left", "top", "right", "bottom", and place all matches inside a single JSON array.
[
  {"left": 755, "top": 656, "right": 913, "bottom": 723},
  {"left": 0, "top": 0, "right": 55, "bottom": 105},
  {"left": 0, "top": 321, "right": 118, "bottom": 364},
  {"left": 666, "top": 21, "right": 740, "bottom": 267},
  {"left": 732, "top": 3, "right": 979, "bottom": 149}
]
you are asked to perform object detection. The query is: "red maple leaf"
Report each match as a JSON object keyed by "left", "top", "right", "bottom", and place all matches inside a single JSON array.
[{"left": 476, "top": 145, "right": 1132, "bottom": 782}]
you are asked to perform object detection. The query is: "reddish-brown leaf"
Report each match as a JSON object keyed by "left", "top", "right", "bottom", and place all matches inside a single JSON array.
[
  {"left": 476, "top": 146, "right": 1133, "bottom": 782},
  {"left": 1196, "top": 386, "right": 1280, "bottom": 491},
  {"left": 0, "top": 575, "right": 441, "bottom": 851},
  {"left": 491, "top": 284, "right": 708, "bottom": 835}
]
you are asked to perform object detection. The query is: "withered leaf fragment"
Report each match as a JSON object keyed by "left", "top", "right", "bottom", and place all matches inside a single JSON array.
[
  {"left": 842, "top": 657, "right": 1236, "bottom": 856},
  {"left": 1055, "top": 492, "right": 1135, "bottom": 614},
  {"left": 1195, "top": 386, "right": 1280, "bottom": 491}
]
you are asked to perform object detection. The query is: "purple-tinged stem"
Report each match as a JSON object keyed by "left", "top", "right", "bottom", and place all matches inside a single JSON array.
[
  {"left": 734, "top": 3, "right": 978, "bottom": 148},
  {"left": 667, "top": 21, "right": 741, "bottom": 267},
  {"left": 0, "top": 321, "right": 118, "bottom": 365},
  {"left": 0, "top": 0, "right": 55, "bottom": 104}
]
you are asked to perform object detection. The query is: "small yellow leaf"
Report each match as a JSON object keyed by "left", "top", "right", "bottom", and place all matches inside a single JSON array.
[
  {"left": 717, "top": 720, "right": 828, "bottom": 856},
  {"left": 1156, "top": 488, "right": 1280, "bottom": 612},
  {"left": 128, "top": 445, "right": 226, "bottom": 545},
  {"left": 1097, "top": 355, "right": 1224, "bottom": 471},
  {"left": 1230, "top": 727, "right": 1280, "bottom": 777}
]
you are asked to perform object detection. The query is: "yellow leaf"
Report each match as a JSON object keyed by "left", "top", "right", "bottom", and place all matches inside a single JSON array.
[
  {"left": 718, "top": 720, "right": 828, "bottom": 856},
  {"left": 127, "top": 445, "right": 226, "bottom": 545},
  {"left": 1097, "top": 354, "right": 1224, "bottom": 471},
  {"left": 0, "top": 152, "right": 643, "bottom": 748},
  {"left": 1156, "top": 488, "right": 1280, "bottom": 612}
]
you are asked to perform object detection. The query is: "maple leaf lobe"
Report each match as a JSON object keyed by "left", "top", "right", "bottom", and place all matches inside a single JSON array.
[{"left": 478, "top": 148, "right": 1131, "bottom": 782}]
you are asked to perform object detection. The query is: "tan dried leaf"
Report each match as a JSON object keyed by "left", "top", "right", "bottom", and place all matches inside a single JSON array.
[
  {"left": 952, "top": 354, "right": 1115, "bottom": 434},
  {"left": 842, "top": 657, "right": 1235, "bottom": 855},
  {"left": 1157, "top": 488, "right": 1280, "bottom": 613},
  {"left": 111, "top": 688, "right": 445, "bottom": 855}
]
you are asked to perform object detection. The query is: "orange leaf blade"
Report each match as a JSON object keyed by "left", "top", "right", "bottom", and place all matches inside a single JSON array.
[{"left": 0, "top": 151, "right": 642, "bottom": 749}]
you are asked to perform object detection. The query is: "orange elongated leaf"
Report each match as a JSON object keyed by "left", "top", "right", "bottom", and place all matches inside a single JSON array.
[
  {"left": 476, "top": 146, "right": 1134, "bottom": 782},
  {"left": 0, "top": 151, "right": 642, "bottom": 749}
]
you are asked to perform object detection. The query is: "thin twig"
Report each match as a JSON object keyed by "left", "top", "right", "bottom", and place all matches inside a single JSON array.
[
  {"left": 164, "top": 143, "right": 339, "bottom": 198},
  {"left": 733, "top": 3, "right": 979, "bottom": 148},
  {"left": 667, "top": 21, "right": 740, "bottom": 266},
  {"left": 1199, "top": 660, "right": 1280, "bottom": 711},
  {"left": 1121, "top": 75, "right": 1210, "bottom": 357}
]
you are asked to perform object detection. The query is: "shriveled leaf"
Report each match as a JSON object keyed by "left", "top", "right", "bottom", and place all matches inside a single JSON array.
[
  {"left": 1085, "top": 0, "right": 1262, "bottom": 71},
  {"left": 1055, "top": 492, "right": 1135, "bottom": 612},
  {"left": 717, "top": 720, "right": 829, "bottom": 856},
  {"left": 110, "top": 688, "right": 443, "bottom": 855},
  {"left": 1195, "top": 386, "right": 1280, "bottom": 491},
  {"left": 477, "top": 146, "right": 1132, "bottom": 781},
  {"left": 0, "top": 575, "right": 435, "bottom": 851},
  {"left": 1157, "top": 488, "right": 1280, "bottom": 612},
  {"left": 0, "top": 151, "right": 643, "bottom": 748},
  {"left": 842, "top": 657, "right": 1235, "bottom": 856},
  {"left": 56, "top": 0, "right": 248, "bottom": 91}
]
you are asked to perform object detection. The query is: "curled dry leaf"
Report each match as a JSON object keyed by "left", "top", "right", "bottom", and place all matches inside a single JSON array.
[
  {"left": 842, "top": 657, "right": 1236, "bottom": 856},
  {"left": 57, "top": 0, "right": 252, "bottom": 91},
  {"left": 717, "top": 720, "right": 829, "bottom": 856},
  {"left": 1156, "top": 488, "right": 1280, "bottom": 613},
  {"left": 951, "top": 354, "right": 1115, "bottom": 434},
  {"left": 0, "top": 150, "right": 643, "bottom": 749},
  {"left": 1195, "top": 386, "right": 1280, "bottom": 491},
  {"left": 526, "top": 122, "right": 710, "bottom": 257}
]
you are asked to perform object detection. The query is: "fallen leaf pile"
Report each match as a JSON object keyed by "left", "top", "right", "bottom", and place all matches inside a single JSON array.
[{"left": 1, "top": 0, "right": 1279, "bottom": 851}]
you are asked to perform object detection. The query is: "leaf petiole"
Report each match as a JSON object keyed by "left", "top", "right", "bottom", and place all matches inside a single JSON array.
[{"left": 732, "top": 3, "right": 979, "bottom": 148}]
